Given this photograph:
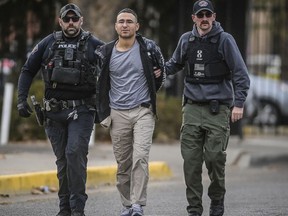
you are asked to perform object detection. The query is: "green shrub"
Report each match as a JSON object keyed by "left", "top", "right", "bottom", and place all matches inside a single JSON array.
[
  {"left": 10, "top": 79, "right": 46, "bottom": 141},
  {"left": 154, "top": 93, "right": 182, "bottom": 143}
]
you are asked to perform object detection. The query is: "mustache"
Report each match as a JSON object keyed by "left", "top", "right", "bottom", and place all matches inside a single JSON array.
[{"left": 201, "top": 21, "right": 209, "bottom": 25}]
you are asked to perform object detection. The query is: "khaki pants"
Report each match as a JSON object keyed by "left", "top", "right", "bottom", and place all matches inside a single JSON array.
[{"left": 110, "top": 106, "right": 155, "bottom": 207}]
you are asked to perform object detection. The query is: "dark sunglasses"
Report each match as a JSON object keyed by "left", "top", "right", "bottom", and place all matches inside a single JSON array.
[
  {"left": 196, "top": 11, "right": 213, "bottom": 18},
  {"left": 62, "top": 16, "right": 80, "bottom": 23}
]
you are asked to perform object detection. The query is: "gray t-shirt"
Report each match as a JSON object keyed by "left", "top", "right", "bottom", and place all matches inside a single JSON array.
[{"left": 109, "top": 41, "right": 150, "bottom": 110}]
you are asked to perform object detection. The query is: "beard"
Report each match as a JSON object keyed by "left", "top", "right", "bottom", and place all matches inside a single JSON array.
[
  {"left": 63, "top": 27, "right": 80, "bottom": 37},
  {"left": 119, "top": 32, "right": 135, "bottom": 40}
]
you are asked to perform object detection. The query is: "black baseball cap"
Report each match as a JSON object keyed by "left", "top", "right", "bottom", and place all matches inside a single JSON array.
[
  {"left": 193, "top": 0, "right": 214, "bottom": 14},
  {"left": 60, "top": 3, "right": 82, "bottom": 18}
]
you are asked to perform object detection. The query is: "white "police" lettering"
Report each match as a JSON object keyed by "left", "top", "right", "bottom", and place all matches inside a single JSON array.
[{"left": 58, "top": 44, "right": 76, "bottom": 49}]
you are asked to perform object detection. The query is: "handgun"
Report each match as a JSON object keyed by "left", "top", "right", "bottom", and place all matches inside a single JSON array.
[{"left": 30, "top": 95, "right": 44, "bottom": 126}]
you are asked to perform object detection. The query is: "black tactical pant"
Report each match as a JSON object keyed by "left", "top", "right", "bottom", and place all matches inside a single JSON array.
[{"left": 45, "top": 105, "right": 95, "bottom": 213}]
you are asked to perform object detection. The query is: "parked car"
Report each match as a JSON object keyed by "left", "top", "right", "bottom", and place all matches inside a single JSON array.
[{"left": 244, "top": 74, "right": 288, "bottom": 126}]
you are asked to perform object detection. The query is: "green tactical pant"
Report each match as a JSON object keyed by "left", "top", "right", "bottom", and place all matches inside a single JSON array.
[{"left": 181, "top": 103, "right": 231, "bottom": 214}]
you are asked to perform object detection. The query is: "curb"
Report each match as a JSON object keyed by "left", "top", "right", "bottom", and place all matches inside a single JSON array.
[
  {"left": 235, "top": 153, "right": 288, "bottom": 168},
  {"left": 0, "top": 161, "right": 172, "bottom": 195}
]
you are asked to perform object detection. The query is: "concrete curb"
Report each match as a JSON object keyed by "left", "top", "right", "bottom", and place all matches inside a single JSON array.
[
  {"left": 235, "top": 152, "right": 288, "bottom": 168},
  {"left": 0, "top": 161, "right": 172, "bottom": 195}
]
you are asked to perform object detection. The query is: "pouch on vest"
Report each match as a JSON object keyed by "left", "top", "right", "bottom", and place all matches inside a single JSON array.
[{"left": 51, "top": 67, "right": 81, "bottom": 85}]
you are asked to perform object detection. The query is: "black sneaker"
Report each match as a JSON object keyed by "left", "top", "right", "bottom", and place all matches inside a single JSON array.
[
  {"left": 188, "top": 211, "right": 201, "bottom": 216},
  {"left": 210, "top": 199, "right": 224, "bottom": 216},
  {"left": 56, "top": 210, "right": 71, "bottom": 216}
]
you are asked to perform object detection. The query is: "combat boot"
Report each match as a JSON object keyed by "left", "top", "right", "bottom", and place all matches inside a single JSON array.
[
  {"left": 56, "top": 209, "right": 71, "bottom": 216},
  {"left": 188, "top": 211, "right": 201, "bottom": 216},
  {"left": 209, "top": 199, "right": 224, "bottom": 216}
]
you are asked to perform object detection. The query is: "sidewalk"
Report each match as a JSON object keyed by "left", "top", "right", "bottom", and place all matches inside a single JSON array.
[
  {"left": 0, "top": 140, "right": 173, "bottom": 195},
  {"left": 1, "top": 135, "right": 288, "bottom": 195}
]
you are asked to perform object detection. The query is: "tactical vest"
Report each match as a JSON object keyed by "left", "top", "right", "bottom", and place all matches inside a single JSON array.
[
  {"left": 185, "top": 32, "right": 231, "bottom": 84},
  {"left": 42, "top": 31, "right": 97, "bottom": 91}
]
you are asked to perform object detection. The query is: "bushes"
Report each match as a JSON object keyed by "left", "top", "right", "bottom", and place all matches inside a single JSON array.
[
  {"left": 9, "top": 84, "right": 183, "bottom": 143},
  {"left": 154, "top": 93, "right": 182, "bottom": 142},
  {"left": 10, "top": 79, "right": 46, "bottom": 141}
]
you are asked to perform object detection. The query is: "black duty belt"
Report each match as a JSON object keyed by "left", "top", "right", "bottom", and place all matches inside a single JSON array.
[{"left": 44, "top": 98, "right": 95, "bottom": 112}]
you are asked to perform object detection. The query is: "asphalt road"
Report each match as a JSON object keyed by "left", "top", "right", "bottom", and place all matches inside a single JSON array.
[
  {"left": 1, "top": 135, "right": 288, "bottom": 216},
  {"left": 1, "top": 164, "right": 288, "bottom": 216}
]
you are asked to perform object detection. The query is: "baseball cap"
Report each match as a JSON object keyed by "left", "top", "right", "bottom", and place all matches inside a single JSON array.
[
  {"left": 193, "top": 0, "right": 214, "bottom": 14},
  {"left": 60, "top": 3, "right": 82, "bottom": 18}
]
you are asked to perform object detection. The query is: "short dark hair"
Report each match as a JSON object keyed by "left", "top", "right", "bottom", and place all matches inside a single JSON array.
[{"left": 117, "top": 8, "right": 138, "bottom": 22}]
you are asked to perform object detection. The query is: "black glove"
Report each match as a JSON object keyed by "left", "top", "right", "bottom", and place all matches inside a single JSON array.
[{"left": 17, "top": 101, "right": 33, "bottom": 118}]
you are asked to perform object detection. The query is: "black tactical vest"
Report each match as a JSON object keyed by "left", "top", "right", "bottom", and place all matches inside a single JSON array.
[
  {"left": 42, "top": 31, "right": 97, "bottom": 91},
  {"left": 185, "top": 32, "right": 231, "bottom": 84}
]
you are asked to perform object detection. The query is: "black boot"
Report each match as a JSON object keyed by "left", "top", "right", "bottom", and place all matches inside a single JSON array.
[
  {"left": 210, "top": 199, "right": 224, "bottom": 216},
  {"left": 188, "top": 211, "right": 201, "bottom": 216},
  {"left": 71, "top": 210, "right": 85, "bottom": 216},
  {"left": 56, "top": 209, "right": 71, "bottom": 216}
]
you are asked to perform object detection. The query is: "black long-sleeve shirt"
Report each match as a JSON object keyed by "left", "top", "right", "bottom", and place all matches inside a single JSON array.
[{"left": 17, "top": 30, "right": 104, "bottom": 102}]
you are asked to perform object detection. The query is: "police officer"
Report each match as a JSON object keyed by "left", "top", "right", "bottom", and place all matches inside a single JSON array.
[
  {"left": 17, "top": 3, "right": 104, "bottom": 216},
  {"left": 165, "top": 1, "right": 250, "bottom": 216}
]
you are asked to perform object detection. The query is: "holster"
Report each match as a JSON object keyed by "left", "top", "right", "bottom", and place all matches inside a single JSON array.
[
  {"left": 209, "top": 100, "right": 220, "bottom": 115},
  {"left": 30, "top": 95, "right": 45, "bottom": 126}
]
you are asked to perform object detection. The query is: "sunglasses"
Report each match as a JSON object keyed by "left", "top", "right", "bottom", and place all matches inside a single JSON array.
[
  {"left": 196, "top": 11, "right": 213, "bottom": 18},
  {"left": 62, "top": 16, "right": 80, "bottom": 23}
]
